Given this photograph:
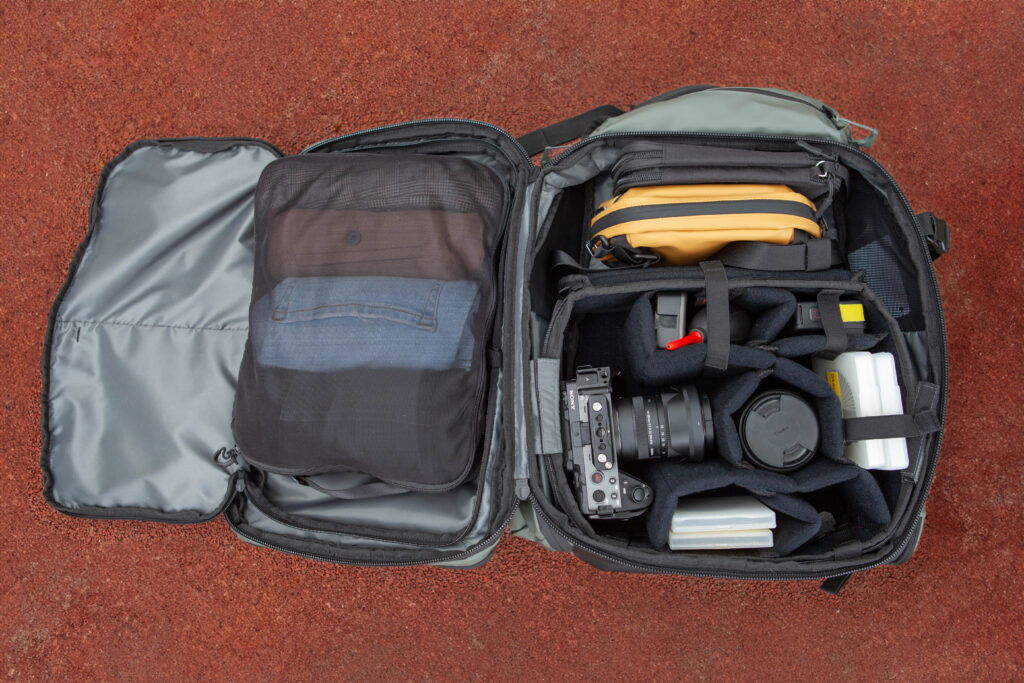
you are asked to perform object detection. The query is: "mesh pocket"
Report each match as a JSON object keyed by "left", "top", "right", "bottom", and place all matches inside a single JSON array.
[{"left": 233, "top": 153, "right": 505, "bottom": 489}]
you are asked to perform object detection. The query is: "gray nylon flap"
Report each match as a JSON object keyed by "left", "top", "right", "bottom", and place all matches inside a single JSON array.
[
  {"left": 531, "top": 358, "right": 562, "bottom": 455},
  {"left": 43, "top": 139, "right": 280, "bottom": 520}
]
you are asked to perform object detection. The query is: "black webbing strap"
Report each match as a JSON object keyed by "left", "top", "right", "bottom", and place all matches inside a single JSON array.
[
  {"left": 549, "top": 247, "right": 657, "bottom": 280},
  {"left": 714, "top": 238, "right": 839, "bottom": 271},
  {"left": 297, "top": 477, "right": 409, "bottom": 500},
  {"left": 550, "top": 250, "right": 591, "bottom": 276},
  {"left": 843, "top": 382, "right": 941, "bottom": 441},
  {"left": 817, "top": 289, "right": 848, "bottom": 359},
  {"left": 588, "top": 235, "right": 660, "bottom": 267},
  {"left": 820, "top": 574, "right": 853, "bottom": 594},
  {"left": 699, "top": 260, "right": 730, "bottom": 371},
  {"left": 517, "top": 105, "right": 625, "bottom": 157}
]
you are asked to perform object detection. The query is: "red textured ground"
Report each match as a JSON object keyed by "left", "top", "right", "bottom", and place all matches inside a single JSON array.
[{"left": 3, "top": 1, "right": 1023, "bottom": 679}]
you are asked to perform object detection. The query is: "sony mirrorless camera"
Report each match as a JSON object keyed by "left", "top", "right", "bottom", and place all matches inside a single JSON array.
[{"left": 562, "top": 366, "right": 715, "bottom": 520}]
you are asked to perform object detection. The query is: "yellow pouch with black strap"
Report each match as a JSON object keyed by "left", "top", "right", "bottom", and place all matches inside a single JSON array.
[{"left": 589, "top": 184, "right": 822, "bottom": 267}]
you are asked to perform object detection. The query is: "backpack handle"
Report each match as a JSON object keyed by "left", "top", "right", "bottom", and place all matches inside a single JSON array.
[{"left": 517, "top": 104, "right": 625, "bottom": 156}]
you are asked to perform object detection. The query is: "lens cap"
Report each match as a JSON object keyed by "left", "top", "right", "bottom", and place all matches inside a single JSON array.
[{"left": 739, "top": 390, "right": 819, "bottom": 472}]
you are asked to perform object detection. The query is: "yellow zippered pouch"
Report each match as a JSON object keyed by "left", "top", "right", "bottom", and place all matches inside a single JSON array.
[{"left": 589, "top": 184, "right": 822, "bottom": 266}]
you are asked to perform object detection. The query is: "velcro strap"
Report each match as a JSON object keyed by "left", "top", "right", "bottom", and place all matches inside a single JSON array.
[
  {"left": 699, "top": 260, "right": 730, "bottom": 371},
  {"left": 715, "top": 238, "right": 837, "bottom": 271},
  {"left": 817, "top": 289, "right": 848, "bottom": 358},
  {"left": 843, "top": 382, "right": 942, "bottom": 441}
]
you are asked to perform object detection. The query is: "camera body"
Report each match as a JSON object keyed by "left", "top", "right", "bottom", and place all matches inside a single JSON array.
[
  {"left": 562, "top": 367, "right": 653, "bottom": 519},
  {"left": 562, "top": 365, "right": 716, "bottom": 520}
]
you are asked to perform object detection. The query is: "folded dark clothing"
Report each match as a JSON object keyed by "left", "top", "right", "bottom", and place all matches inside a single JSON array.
[
  {"left": 267, "top": 209, "right": 488, "bottom": 281},
  {"left": 253, "top": 153, "right": 506, "bottom": 295}
]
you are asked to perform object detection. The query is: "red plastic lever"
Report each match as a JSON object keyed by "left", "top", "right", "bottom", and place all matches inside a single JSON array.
[{"left": 665, "top": 330, "right": 704, "bottom": 350}]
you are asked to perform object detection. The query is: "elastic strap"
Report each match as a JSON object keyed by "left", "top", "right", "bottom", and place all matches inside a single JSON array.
[
  {"left": 699, "top": 260, "right": 730, "bottom": 371},
  {"left": 714, "top": 238, "right": 839, "bottom": 271},
  {"left": 817, "top": 289, "right": 848, "bottom": 359},
  {"left": 517, "top": 105, "right": 625, "bottom": 157}
]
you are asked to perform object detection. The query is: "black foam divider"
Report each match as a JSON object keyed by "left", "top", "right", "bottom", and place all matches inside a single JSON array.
[
  {"left": 733, "top": 287, "right": 797, "bottom": 344},
  {"left": 624, "top": 293, "right": 776, "bottom": 387},
  {"left": 644, "top": 458, "right": 891, "bottom": 556}
]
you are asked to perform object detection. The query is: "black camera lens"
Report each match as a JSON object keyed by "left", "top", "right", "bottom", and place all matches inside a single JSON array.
[
  {"left": 739, "top": 390, "right": 818, "bottom": 472},
  {"left": 612, "top": 386, "right": 713, "bottom": 462}
]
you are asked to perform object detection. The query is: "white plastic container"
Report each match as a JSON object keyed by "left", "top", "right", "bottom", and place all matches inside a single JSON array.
[
  {"left": 813, "top": 351, "right": 909, "bottom": 470},
  {"left": 668, "top": 528, "right": 774, "bottom": 550},
  {"left": 874, "top": 352, "right": 910, "bottom": 470},
  {"left": 671, "top": 495, "right": 777, "bottom": 533}
]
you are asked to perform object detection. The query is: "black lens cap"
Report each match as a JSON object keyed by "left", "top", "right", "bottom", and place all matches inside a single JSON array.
[{"left": 739, "top": 390, "right": 819, "bottom": 472}]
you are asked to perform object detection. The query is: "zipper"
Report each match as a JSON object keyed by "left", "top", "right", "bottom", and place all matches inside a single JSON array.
[
  {"left": 225, "top": 500, "right": 518, "bottom": 567},
  {"left": 714, "top": 87, "right": 839, "bottom": 121},
  {"left": 532, "top": 130, "right": 948, "bottom": 576},
  {"left": 301, "top": 118, "right": 532, "bottom": 163}
]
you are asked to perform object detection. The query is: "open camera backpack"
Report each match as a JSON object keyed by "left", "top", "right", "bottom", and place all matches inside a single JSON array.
[{"left": 41, "top": 86, "right": 950, "bottom": 592}]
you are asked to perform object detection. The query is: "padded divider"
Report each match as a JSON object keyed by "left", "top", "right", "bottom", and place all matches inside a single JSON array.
[
  {"left": 733, "top": 287, "right": 797, "bottom": 343},
  {"left": 709, "top": 371, "right": 763, "bottom": 467},
  {"left": 644, "top": 458, "right": 890, "bottom": 555},
  {"left": 771, "top": 358, "right": 845, "bottom": 461},
  {"left": 707, "top": 357, "right": 845, "bottom": 467},
  {"left": 643, "top": 459, "right": 819, "bottom": 555},
  {"left": 623, "top": 293, "right": 776, "bottom": 387}
]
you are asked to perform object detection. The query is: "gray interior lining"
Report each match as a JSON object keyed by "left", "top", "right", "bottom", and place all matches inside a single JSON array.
[
  {"left": 44, "top": 140, "right": 280, "bottom": 519},
  {"left": 254, "top": 378, "right": 503, "bottom": 540},
  {"left": 236, "top": 453, "right": 501, "bottom": 552},
  {"left": 262, "top": 472, "right": 478, "bottom": 533}
]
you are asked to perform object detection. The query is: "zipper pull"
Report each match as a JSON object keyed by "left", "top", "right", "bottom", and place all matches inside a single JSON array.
[
  {"left": 557, "top": 274, "right": 590, "bottom": 297},
  {"left": 213, "top": 446, "right": 245, "bottom": 475}
]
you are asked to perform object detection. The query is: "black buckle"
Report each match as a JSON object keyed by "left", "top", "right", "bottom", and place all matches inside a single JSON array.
[
  {"left": 587, "top": 235, "right": 612, "bottom": 259},
  {"left": 589, "top": 235, "right": 660, "bottom": 268},
  {"left": 916, "top": 212, "right": 950, "bottom": 260}
]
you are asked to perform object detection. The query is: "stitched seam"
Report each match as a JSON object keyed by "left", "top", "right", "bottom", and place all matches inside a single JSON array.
[{"left": 55, "top": 319, "right": 248, "bottom": 332}]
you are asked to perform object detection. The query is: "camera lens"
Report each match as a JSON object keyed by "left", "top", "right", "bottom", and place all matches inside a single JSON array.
[
  {"left": 612, "top": 386, "right": 714, "bottom": 462},
  {"left": 739, "top": 390, "right": 818, "bottom": 472}
]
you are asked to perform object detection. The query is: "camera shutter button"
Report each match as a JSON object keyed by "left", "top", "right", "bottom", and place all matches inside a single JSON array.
[{"left": 631, "top": 487, "right": 647, "bottom": 503}]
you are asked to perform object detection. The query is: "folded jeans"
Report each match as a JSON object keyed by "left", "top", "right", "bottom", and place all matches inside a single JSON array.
[{"left": 251, "top": 276, "right": 480, "bottom": 372}]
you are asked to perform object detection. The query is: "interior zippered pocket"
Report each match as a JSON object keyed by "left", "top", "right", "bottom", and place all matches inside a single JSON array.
[{"left": 611, "top": 141, "right": 847, "bottom": 202}]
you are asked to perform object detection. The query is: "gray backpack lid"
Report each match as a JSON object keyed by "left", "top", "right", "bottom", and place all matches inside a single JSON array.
[
  {"left": 42, "top": 138, "right": 281, "bottom": 521},
  {"left": 590, "top": 86, "right": 878, "bottom": 148}
]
